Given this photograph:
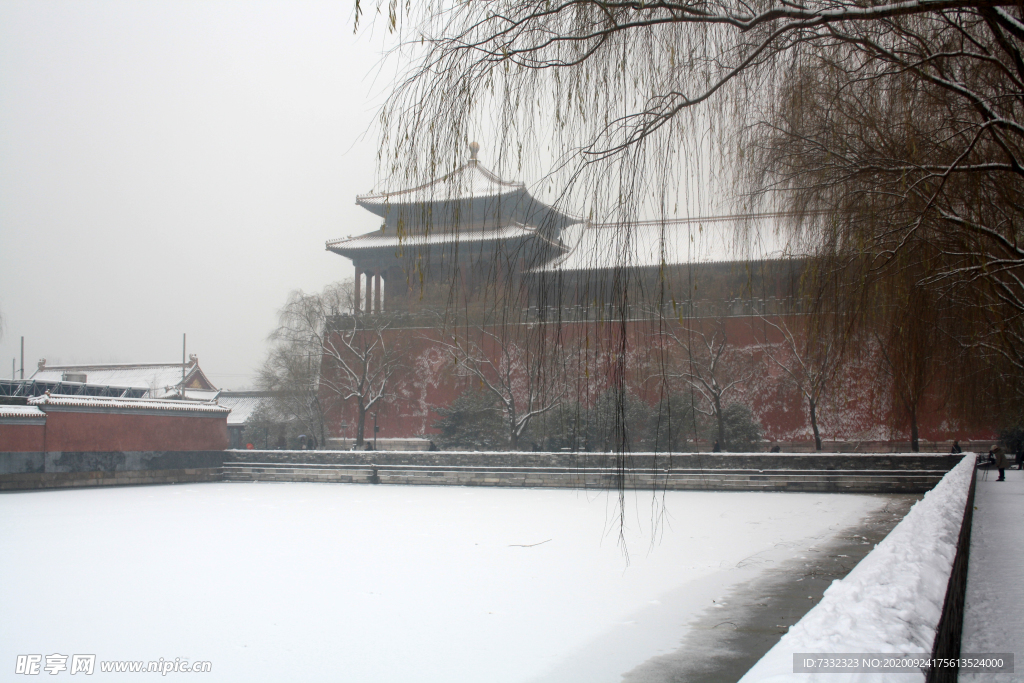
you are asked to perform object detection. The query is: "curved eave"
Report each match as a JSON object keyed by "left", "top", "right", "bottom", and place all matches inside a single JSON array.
[
  {"left": 325, "top": 225, "right": 566, "bottom": 260},
  {"left": 356, "top": 190, "right": 522, "bottom": 218},
  {"left": 356, "top": 161, "right": 525, "bottom": 215},
  {"left": 527, "top": 254, "right": 808, "bottom": 276},
  {"left": 355, "top": 161, "right": 579, "bottom": 227}
]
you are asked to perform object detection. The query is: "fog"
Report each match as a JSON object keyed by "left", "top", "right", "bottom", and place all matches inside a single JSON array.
[{"left": 0, "top": 1, "right": 397, "bottom": 388}]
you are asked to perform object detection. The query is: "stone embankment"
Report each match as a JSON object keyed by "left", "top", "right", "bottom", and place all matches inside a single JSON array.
[
  {"left": 221, "top": 450, "right": 961, "bottom": 493},
  {"left": 0, "top": 448, "right": 962, "bottom": 492}
]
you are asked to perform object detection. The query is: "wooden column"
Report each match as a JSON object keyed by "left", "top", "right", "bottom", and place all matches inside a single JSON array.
[
  {"left": 365, "top": 270, "right": 373, "bottom": 313},
  {"left": 353, "top": 266, "right": 362, "bottom": 314},
  {"left": 374, "top": 267, "right": 382, "bottom": 313}
]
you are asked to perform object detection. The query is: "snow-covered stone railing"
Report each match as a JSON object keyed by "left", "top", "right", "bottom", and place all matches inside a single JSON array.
[{"left": 737, "top": 454, "right": 977, "bottom": 683}]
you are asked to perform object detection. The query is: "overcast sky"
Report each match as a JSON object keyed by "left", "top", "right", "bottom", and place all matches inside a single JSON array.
[{"left": 0, "top": 1, "right": 398, "bottom": 389}]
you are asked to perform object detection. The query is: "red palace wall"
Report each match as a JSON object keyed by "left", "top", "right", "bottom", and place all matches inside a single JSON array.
[
  {"left": 40, "top": 411, "right": 229, "bottom": 452},
  {"left": 0, "top": 423, "right": 46, "bottom": 452},
  {"left": 322, "top": 315, "right": 997, "bottom": 446}
]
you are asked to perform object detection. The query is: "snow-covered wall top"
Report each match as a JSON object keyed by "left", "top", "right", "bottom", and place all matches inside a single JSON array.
[
  {"left": 0, "top": 405, "right": 46, "bottom": 421},
  {"left": 737, "top": 454, "right": 975, "bottom": 683},
  {"left": 28, "top": 394, "right": 229, "bottom": 415}
]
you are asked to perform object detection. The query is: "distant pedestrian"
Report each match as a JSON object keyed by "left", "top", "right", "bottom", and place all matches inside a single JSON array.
[
  {"left": 712, "top": 441, "right": 721, "bottom": 453},
  {"left": 298, "top": 434, "right": 307, "bottom": 450},
  {"left": 1015, "top": 446, "right": 1023, "bottom": 470},
  {"left": 769, "top": 444, "right": 781, "bottom": 453},
  {"left": 951, "top": 440, "right": 962, "bottom": 454},
  {"left": 246, "top": 442, "right": 254, "bottom": 450},
  {"left": 276, "top": 435, "right": 286, "bottom": 450},
  {"left": 993, "top": 445, "right": 1007, "bottom": 481}
]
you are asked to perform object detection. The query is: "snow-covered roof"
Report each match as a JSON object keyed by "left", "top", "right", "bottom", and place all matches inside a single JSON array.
[
  {"left": 31, "top": 360, "right": 217, "bottom": 394},
  {"left": 326, "top": 224, "right": 557, "bottom": 255},
  {"left": 163, "top": 388, "right": 222, "bottom": 401},
  {"left": 348, "top": 146, "right": 579, "bottom": 238},
  {"left": 0, "top": 405, "right": 46, "bottom": 420},
  {"left": 535, "top": 214, "right": 811, "bottom": 273},
  {"left": 217, "top": 392, "right": 271, "bottom": 426},
  {"left": 357, "top": 160, "right": 526, "bottom": 214},
  {"left": 28, "top": 394, "right": 230, "bottom": 415}
]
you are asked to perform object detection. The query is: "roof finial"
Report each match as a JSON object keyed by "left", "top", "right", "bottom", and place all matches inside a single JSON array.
[{"left": 469, "top": 141, "right": 480, "bottom": 162}]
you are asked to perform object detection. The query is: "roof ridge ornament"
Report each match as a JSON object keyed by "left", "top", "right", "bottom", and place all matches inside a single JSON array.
[{"left": 469, "top": 141, "right": 480, "bottom": 162}]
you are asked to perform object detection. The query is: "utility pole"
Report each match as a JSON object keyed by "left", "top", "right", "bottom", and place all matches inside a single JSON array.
[
  {"left": 20, "top": 336, "right": 24, "bottom": 379},
  {"left": 182, "top": 333, "right": 186, "bottom": 397}
]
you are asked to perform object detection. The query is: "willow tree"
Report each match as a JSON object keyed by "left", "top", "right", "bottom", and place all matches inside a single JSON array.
[{"left": 368, "top": 0, "right": 1024, "bottom": 411}]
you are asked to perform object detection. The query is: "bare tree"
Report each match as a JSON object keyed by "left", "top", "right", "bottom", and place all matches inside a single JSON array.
[
  {"left": 258, "top": 334, "right": 329, "bottom": 448},
  {"left": 438, "top": 323, "right": 568, "bottom": 450},
  {"left": 756, "top": 315, "right": 844, "bottom": 450},
  {"left": 321, "top": 312, "right": 405, "bottom": 448},
  {"left": 262, "top": 281, "right": 405, "bottom": 449},
  {"left": 666, "top": 321, "right": 754, "bottom": 450}
]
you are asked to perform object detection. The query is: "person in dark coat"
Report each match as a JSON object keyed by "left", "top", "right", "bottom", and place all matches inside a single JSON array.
[
  {"left": 712, "top": 441, "right": 721, "bottom": 453},
  {"left": 1015, "top": 446, "right": 1023, "bottom": 470},
  {"left": 993, "top": 445, "right": 1008, "bottom": 481},
  {"left": 951, "top": 440, "right": 962, "bottom": 454}
]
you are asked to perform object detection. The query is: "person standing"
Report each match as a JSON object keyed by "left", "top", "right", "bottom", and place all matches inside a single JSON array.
[
  {"left": 1015, "top": 445, "right": 1023, "bottom": 470},
  {"left": 951, "top": 440, "right": 962, "bottom": 454},
  {"left": 993, "top": 445, "right": 1008, "bottom": 481}
]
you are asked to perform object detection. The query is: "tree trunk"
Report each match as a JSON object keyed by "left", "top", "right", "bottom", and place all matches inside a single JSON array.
[
  {"left": 509, "top": 413, "right": 518, "bottom": 451},
  {"left": 355, "top": 401, "right": 367, "bottom": 448},
  {"left": 909, "top": 405, "right": 920, "bottom": 452},
  {"left": 715, "top": 395, "right": 725, "bottom": 451},
  {"left": 809, "top": 398, "right": 822, "bottom": 451}
]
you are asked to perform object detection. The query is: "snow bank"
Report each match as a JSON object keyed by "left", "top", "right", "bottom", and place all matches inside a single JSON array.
[{"left": 738, "top": 454, "right": 975, "bottom": 683}]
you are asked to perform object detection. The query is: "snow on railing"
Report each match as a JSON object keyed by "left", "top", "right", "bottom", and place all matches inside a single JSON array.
[{"left": 737, "top": 454, "right": 975, "bottom": 683}]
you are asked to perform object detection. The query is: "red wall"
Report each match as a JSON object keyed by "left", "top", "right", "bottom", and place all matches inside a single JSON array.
[
  {"left": 40, "top": 411, "right": 228, "bottom": 452},
  {"left": 321, "top": 316, "right": 997, "bottom": 446},
  {"left": 0, "top": 423, "right": 46, "bottom": 452}
]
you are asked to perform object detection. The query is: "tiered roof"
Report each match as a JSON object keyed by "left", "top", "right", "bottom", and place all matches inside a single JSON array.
[
  {"left": 328, "top": 146, "right": 577, "bottom": 260},
  {"left": 329, "top": 145, "right": 810, "bottom": 274},
  {"left": 355, "top": 160, "right": 528, "bottom": 216}
]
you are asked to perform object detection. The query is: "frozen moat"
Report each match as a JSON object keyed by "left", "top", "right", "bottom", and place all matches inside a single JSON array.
[{"left": 1, "top": 482, "right": 895, "bottom": 682}]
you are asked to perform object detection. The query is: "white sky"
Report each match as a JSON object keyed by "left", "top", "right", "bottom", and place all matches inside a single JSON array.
[{"left": 0, "top": 1, "right": 398, "bottom": 389}]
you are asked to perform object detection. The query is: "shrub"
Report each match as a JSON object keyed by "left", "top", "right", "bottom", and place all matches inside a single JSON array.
[
  {"left": 432, "top": 389, "right": 507, "bottom": 450},
  {"left": 716, "top": 404, "right": 763, "bottom": 452}
]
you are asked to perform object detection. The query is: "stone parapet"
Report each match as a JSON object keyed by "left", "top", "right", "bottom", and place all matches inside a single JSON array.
[
  {"left": 225, "top": 449, "right": 962, "bottom": 472},
  {"left": 0, "top": 449, "right": 962, "bottom": 493},
  {"left": 222, "top": 457, "right": 952, "bottom": 493}
]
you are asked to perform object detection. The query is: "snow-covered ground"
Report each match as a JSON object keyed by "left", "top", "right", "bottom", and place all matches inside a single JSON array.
[
  {"left": 0, "top": 483, "right": 887, "bottom": 682},
  {"left": 738, "top": 455, "right": 975, "bottom": 683},
  {"left": 961, "top": 466, "right": 1024, "bottom": 683}
]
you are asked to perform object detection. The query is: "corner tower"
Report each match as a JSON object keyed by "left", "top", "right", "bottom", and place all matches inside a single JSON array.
[{"left": 326, "top": 144, "right": 576, "bottom": 313}]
